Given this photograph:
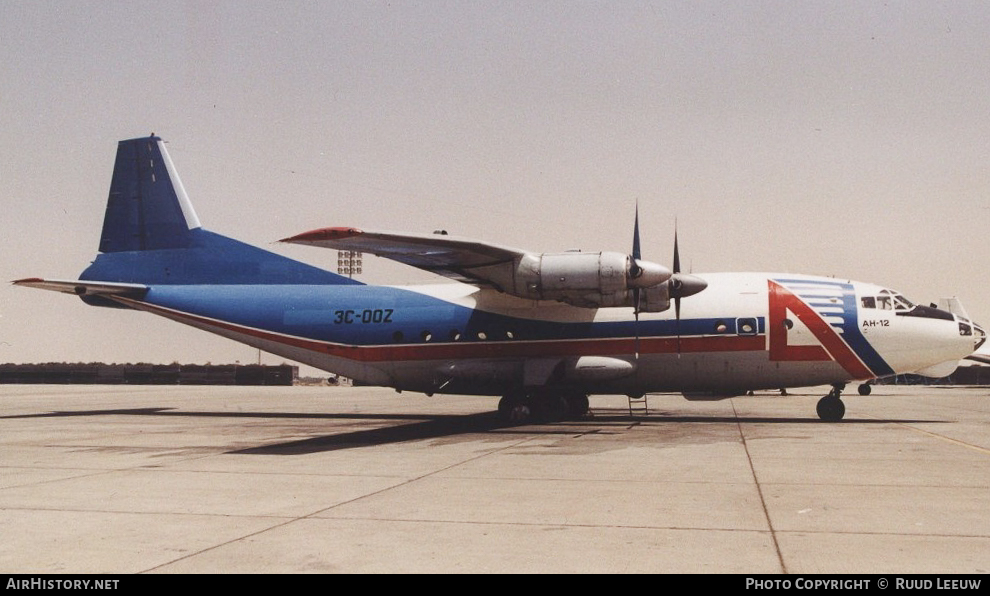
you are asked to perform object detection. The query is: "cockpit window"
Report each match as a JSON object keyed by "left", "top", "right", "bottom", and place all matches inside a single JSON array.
[
  {"left": 893, "top": 295, "right": 914, "bottom": 311},
  {"left": 861, "top": 289, "right": 915, "bottom": 312}
]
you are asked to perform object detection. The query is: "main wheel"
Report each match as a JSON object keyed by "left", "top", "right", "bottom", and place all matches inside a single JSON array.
[
  {"left": 498, "top": 394, "right": 531, "bottom": 424},
  {"left": 531, "top": 395, "right": 569, "bottom": 423},
  {"left": 858, "top": 383, "right": 872, "bottom": 396},
  {"left": 816, "top": 396, "right": 846, "bottom": 422}
]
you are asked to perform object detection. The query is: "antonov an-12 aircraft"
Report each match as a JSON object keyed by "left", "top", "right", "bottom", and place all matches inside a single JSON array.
[{"left": 15, "top": 136, "right": 986, "bottom": 423}]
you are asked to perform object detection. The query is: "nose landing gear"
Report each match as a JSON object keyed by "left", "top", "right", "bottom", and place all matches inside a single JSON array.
[{"left": 816, "top": 384, "right": 846, "bottom": 422}]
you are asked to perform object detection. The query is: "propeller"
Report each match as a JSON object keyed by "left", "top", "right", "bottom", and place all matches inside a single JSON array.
[
  {"left": 627, "top": 204, "right": 671, "bottom": 313},
  {"left": 672, "top": 224, "right": 684, "bottom": 321},
  {"left": 627, "top": 210, "right": 708, "bottom": 356},
  {"left": 668, "top": 228, "right": 707, "bottom": 307},
  {"left": 668, "top": 224, "right": 708, "bottom": 353},
  {"left": 631, "top": 205, "right": 643, "bottom": 359},
  {"left": 631, "top": 204, "right": 643, "bottom": 312},
  {"left": 673, "top": 226, "right": 681, "bottom": 352}
]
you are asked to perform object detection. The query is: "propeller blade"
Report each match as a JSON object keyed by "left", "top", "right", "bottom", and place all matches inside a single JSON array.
[
  {"left": 630, "top": 204, "right": 643, "bottom": 283},
  {"left": 632, "top": 205, "right": 641, "bottom": 359},
  {"left": 632, "top": 204, "right": 642, "bottom": 261},
  {"left": 673, "top": 225, "right": 682, "bottom": 354}
]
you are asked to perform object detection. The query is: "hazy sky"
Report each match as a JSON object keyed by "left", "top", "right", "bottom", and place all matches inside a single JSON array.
[{"left": 2, "top": 1, "right": 989, "bottom": 372}]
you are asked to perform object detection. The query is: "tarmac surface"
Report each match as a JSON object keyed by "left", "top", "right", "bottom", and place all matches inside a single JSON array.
[{"left": 0, "top": 383, "right": 988, "bottom": 574}]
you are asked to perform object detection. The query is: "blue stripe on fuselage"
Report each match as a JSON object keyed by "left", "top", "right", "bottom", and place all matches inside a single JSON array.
[{"left": 141, "top": 285, "right": 764, "bottom": 347}]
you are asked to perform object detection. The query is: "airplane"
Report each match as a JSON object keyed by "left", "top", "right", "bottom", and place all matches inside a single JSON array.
[{"left": 15, "top": 135, "right": 986, "bottom": 423}]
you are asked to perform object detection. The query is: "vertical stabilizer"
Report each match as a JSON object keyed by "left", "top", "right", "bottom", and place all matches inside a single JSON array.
[
  {"left": 81, "top": 135, "right": 359, "bottom": 287},
  {"left": 99, "top": 136, "right": 201, "bottom": 252}
]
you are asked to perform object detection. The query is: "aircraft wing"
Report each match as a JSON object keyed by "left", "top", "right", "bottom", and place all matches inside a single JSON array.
[
  {"left": 12, "top": 278, "right": 148, "bottom": 298},
  {"left": 281, "top": 227, "right": 528, "bottom": 287}
]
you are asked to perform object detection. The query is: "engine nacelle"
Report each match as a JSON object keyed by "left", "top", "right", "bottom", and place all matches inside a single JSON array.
[
  {"left": 502, "top": 251, "right": 671, "bottom": 308},
  {"left": 637, "top": 284, "right": 671, "bottom": 313}
]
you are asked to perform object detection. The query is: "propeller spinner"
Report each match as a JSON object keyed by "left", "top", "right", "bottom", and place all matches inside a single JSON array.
[{"left": 668, "top": 227, "right": 708, "bottom": 318}]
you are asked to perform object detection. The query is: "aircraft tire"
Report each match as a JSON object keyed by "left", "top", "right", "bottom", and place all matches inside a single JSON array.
[
  {"left": 816, "top": 396, "right": 845, "bottom": 422},
  {"left": 858, "top": 383, "right": 872, "bottom": 396},
  {"left": 532, "top": 395, "right": 568, "bottom": 423},
  {"left": 498, "top": 395, "right": 531, "bottom": 425}
]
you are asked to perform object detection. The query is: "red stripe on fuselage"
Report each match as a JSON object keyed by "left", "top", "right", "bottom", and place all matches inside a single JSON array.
[{"left": 117, "top": 297, "right": 766, "bottom": 363}]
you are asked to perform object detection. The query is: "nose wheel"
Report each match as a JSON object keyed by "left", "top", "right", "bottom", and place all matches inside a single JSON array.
[{"left": 816, "top": 384, "right": 846, "bottom": 422}]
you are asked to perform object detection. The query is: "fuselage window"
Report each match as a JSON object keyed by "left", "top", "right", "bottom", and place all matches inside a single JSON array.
[
  {"left": 392, "top": 331, "right": 404, "bottom": 342},
  {"left": 861, "top": 296, "right": 876, "bottom": 309},
  {"left": 421, "top": 331, "right": 432, "bottom": 342},
  {"left": 737, "top": 318, "right": 758, "bottom": 335},
  {"left": 449, "top": 330, "right": 461, "bottom": 341}
]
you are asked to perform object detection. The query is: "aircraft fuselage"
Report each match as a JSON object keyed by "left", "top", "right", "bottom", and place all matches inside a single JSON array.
[{"left": 110, "top": 272, "right": 981, "bottom": 399}]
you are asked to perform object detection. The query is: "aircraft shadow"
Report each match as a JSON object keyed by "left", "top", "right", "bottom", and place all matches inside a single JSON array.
[
  {"left": 229, "top": 412, "right": 946, "bottom": 455},
  {"left": 0, "top": 408, "right": 458, "bottom": 422},
  {"left": 230, "top": 411, "right": 508, "bottom": 455},
  {"left": 1, "top": 407, "right": 945, "bottom": 455}
]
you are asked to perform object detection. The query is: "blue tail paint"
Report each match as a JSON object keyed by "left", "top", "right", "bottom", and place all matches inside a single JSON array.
[{"left": 81, "top": 136, "right": 359, "bottom": 287}]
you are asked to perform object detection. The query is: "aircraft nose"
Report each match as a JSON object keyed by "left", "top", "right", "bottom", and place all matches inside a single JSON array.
[{"left": 973, "top": 322, "right": 986, "bottom": 351}]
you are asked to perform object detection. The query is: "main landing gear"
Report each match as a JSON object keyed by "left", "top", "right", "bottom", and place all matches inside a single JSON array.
[
  {"left": 816, "top": 383, "right": 846, "bottom": 422},
  {"left": 497, "top": 391, "right": 590, "bottom": 424}
]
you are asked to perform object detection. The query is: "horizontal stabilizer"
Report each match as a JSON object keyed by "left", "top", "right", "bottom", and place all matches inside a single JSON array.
[{"left": 13, "top": 278, "right": 148, "bottom": 298}]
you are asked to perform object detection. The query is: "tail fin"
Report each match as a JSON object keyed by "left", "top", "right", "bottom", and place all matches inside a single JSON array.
[
  {"left": 98, "top": 136, "right": 201, "bottom": 252},
  {"left": 81, "top": 135, "right": 358, "bottom": 286}
]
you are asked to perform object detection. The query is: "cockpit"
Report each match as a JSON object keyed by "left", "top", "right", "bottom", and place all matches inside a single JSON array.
[
  {"left": 860, "top": 289, "right": 915, "bottom": 312},
  {"left": 861, "top": 288, "right": 986, "bottom": 349}
]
